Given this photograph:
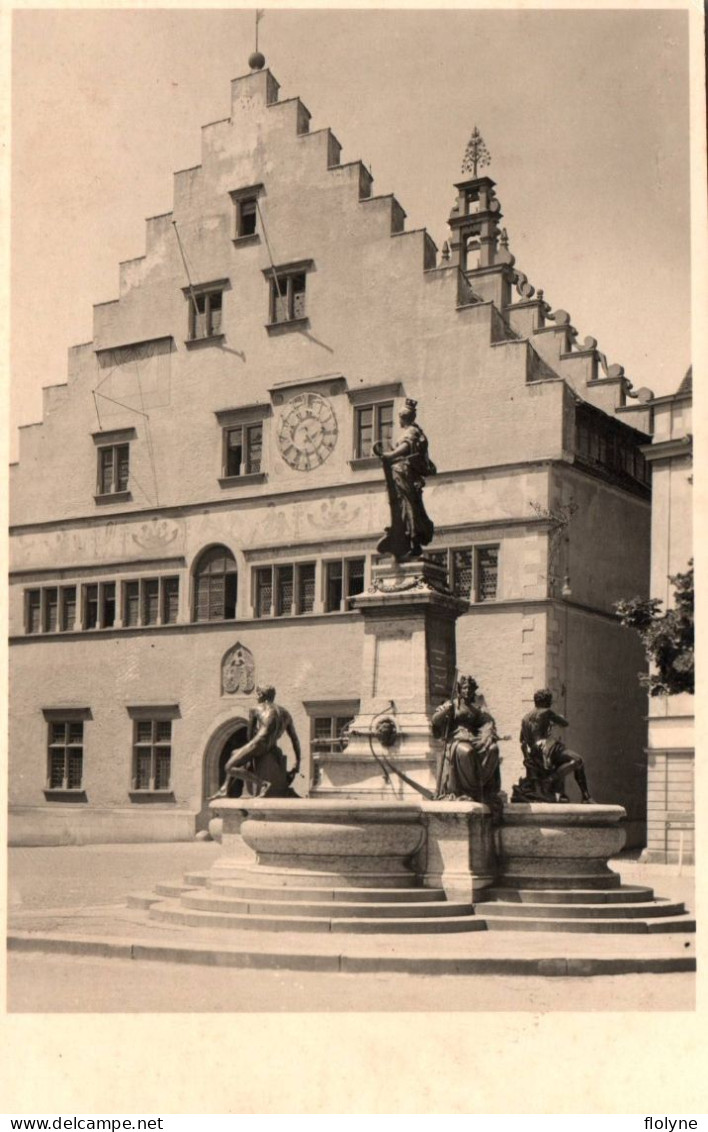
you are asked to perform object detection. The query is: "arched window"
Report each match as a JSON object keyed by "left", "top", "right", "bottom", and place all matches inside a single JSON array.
[{"left": 193, "top": 546, "right": 238, "bottom": 621}]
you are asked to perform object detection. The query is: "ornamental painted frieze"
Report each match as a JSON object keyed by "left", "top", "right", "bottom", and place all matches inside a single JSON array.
[{"left": 221, "top": 643, "right": 256, "bottom": 696}]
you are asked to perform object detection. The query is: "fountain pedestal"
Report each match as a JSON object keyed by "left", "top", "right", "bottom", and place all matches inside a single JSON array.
[{"left": 312, "top": 558, "right": 468, "bottom": 798}]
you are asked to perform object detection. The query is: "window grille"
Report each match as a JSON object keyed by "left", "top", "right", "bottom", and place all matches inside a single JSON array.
[
  {"left": 276, "top": 566, "right": 294, "bottom": 617},
  {"left": 452, "top": 549, "right": 473, "bottom": 599},
  {"left": 476, "top": 546, "right": 499, "bottom": 602}
]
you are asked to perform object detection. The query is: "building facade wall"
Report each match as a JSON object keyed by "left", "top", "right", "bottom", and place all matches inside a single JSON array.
[
  {"left": 643, "top": 389, "right": 693, "bottom": 863},
  {"left": 9, "top": 64, "right": 653, "bottom": 845}
]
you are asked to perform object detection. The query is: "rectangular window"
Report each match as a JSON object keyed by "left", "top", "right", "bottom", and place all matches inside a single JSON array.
[
  {"left": 132, "top": 718, "right": 172, "bottom": 792},
  {"left": 47, "top": 721, "right": 83, "bottom": 791},
  {"left": 97, "top": 444, "right": 130, "bottom": 495},
  {"left": 429, "top": 546, "right": 499, "bottom": 602},
  {"left": 26, "top": 586, "right": 78, "bottom": 634},
  {"left": 254, "top": 567, "right": 273, "bottom": 619},
  {"left": 60, "top": 586, "right": 77, "bottom": 632},
  {"left": 124, "top": 580, "right": 140, "bottom": 627},
  {"left": 162, "top": 577, "right": 179, "bottom": 624},
  {"left": 43, "top": 588, "right": 59, "bottom": 633},
  {"left": 142, "top": 579, "right": 160, "bottom": 626},
  {"left": 254, "top": 562, "right": 317, "bottom": 618},
  {"left": 355, "top": 402, "right": 394, "bottom": 458},
  {"left": 275, "top": 566, "right": 294, "bottom": 617},
  {"left": 27, "top": 589, "right": 41, "bottom": 634},
  {"left": 123, "top": 577, "right": 180, "bottom": 627},
  {"left": 452, "top": 549, "right": 473, "bottom": 599},
  {"left": 324, "top": 558, "right": 365, "bottom": 613},
  {"left": 225, "top": 423, "right": 263, "bottom": 477},
  {"left": 270, "top": 271, "right": 307, "bottom": 324},
  {"left": 84, "top": 584, "right": 99, "bottom": 629},
  {"left": 236, "top": 196, "right": 258, "bottom": 238},
  {"left": 82, "top": 582, "right": 117, "bottom": 629},
  {"left": 296, "top": 563, "right": 316, "bottom": 615},
  {"left": 475, "top": 546, "right": 499, "bottom": 602},
  {"left": 189, "top": 288, "right": 224, "bottom": 340},
  {"left": 311, "top": 715, "right": 354, "bottom": 757}
]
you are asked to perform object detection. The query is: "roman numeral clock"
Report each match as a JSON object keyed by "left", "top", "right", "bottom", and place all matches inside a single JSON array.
[{"left": 277, "top": 392, "right": 338, "bottom": 472}]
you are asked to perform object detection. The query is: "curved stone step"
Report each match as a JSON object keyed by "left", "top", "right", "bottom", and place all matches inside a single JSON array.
[
  {"left": 484, "top": 914, "right": 696, "bottom": 934},
  {"left": 149, "top": 899, "right": 486, "bottom": 934},
  {"left": 482, "top": 899, "right": 686, "bottom": 920},
  {"left": 180, "top": 891, "right": 474, "bottom": 919},
  {"left": 498, "top": 873, "right": 622, "bottom": 890},
  {"left": 204, "top": 867, "right": 421, "bottom": 890},
  {"left": 477, "top": 885, "right": 655, "bottom": 905},
  {"left": 205, "top": 881, "right": 446, "bottom": 903}
]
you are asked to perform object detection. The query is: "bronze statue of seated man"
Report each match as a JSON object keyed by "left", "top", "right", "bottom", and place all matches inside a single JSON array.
[{"left": 511, "top": 688, "right": 594, "bottom": 804}]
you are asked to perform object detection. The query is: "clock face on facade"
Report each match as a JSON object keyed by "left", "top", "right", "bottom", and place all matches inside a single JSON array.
[{"left": 277, "top": 392, "right": 338, "bottom": 471}]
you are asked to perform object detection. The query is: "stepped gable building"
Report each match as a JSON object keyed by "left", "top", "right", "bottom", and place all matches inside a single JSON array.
[{"left": 9, "top": 60, "right": 653, "bottom": 846}]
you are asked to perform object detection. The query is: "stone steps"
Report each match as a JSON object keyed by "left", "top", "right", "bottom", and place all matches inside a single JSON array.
[
  {"left": 148, "top": 898, "right": 487, "bottom": 935},
  {"left": 205, "top": 882, "right": 446, "bottom": 903},
  {"left": 179, "top": 891, "right": 475, "bottom": 918},
  {"left": 481, "top": 898, "right": 686, "bottom": 920},
  {"left": 484, "top": 914, "right": 696, "bottom": 935},
  {"left": 479, "top": 885, "right": 655, "bottom": 905}
]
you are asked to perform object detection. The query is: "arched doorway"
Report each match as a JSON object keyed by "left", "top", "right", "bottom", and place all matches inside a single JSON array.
[{"left": 199, "top": 716, "right": 249, "bottom": 830}]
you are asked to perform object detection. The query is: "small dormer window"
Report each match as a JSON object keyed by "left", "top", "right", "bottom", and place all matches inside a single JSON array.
[
  {"left": 190, "top": 289, "right": 222, "bottom": 340},
  {"left": 230, "top": 184, "right": 263, "bottom": 244},
  {"left": 97, "top": 443, "right": 130, "bottom": 495},
  {"left": 92, "top": 427, "right": 135, "bottom": 505},
  {"left": 262, "top": 260, "right": 313, "bottom": 332},
  {"left": 271, "top": 271, "right": 306, "bottom": 324},
  {"left": 237, "top": 197, "right": 258, "bottom": 238},
  {"left": 183, "top": 279, "right": 228, "bottom": 344}
]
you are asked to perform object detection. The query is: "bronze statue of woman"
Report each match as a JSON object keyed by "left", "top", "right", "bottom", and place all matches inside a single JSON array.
[{"left": 373, "top": 398, "right": 436, "bottom": 561}]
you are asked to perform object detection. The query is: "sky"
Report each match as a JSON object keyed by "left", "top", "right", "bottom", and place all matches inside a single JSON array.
[{"left": 9, "top": 7, "right": 692, "bottom": 461}]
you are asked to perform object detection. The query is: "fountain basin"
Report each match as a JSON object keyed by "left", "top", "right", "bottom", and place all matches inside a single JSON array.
[
  {"left": 498, "top": 803, "right": 627, "bottom": 888},
  {"left": 210, "top": 797, "right": 496, "bottom": 900}
]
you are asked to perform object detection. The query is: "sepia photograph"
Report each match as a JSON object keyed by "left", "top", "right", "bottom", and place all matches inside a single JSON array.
[{"left": 4, "top": 0, "right": 704, "bottom": 1112}]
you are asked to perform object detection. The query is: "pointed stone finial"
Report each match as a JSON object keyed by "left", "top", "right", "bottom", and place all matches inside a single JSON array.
[
  {"left": 462, "top": 127, "right": 491, "bottom": 178},
  {"left": 441, "top": 240, "right": 450, "bottom": 262},
  {"left": 500, "top": 227, "right": 509, "bottom": 249}
]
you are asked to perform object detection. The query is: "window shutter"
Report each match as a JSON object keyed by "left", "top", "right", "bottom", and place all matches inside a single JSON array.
[
  {"left": 163, "top": 578, "right": 179, "bottom": 624},
  {"left": 116, "top": 445, "right": 130, "bottom": 492},
  {"left": 298, "top": 564, "right": 316, "bottom": 614},
  {"left": 124, "top": 581, "right": 140, "bottom": 627},
  {"left": 208, "top": 574, "right": 225, "bottom": 620},
  {"left": 292, "top": 275, "right": 306, "bottom": 319}
]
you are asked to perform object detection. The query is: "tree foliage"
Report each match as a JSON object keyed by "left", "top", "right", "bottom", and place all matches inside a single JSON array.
[{"left": 615, "top": 562, "right": 694, "bottom": 696}]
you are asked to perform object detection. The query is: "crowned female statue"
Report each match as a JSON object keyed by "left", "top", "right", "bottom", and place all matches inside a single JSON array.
[{"left": 373, "top": 398, "right": 436, "bottom": 561}]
